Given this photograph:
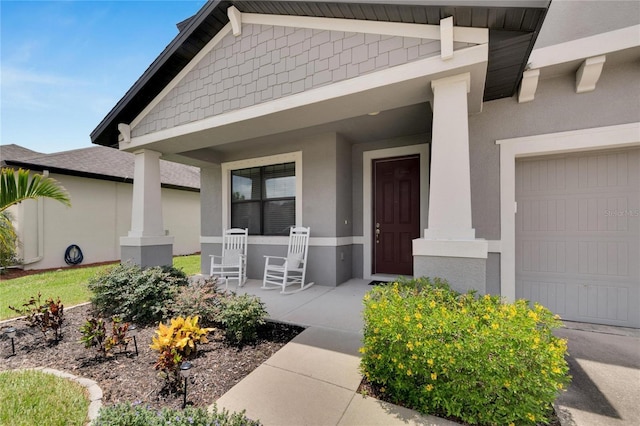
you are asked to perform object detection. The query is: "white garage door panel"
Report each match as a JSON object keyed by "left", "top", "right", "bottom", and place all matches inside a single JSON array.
[{"left": 516, "top": 148, "right": 640, "bottom": 328}]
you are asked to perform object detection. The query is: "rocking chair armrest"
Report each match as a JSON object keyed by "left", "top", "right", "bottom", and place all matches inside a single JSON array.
[
  {"left": 210, "top": 255, "right": 224, "bottom": 260},
  {"left": 264, "top": 255, "right": 287, "bottom": 265}
]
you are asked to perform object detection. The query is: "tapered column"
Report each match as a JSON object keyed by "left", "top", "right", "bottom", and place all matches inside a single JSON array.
[
  {"left": 120, "top": 149, "right": 173, "bottom": 267},
  {"left": 424, "top": 73, "right": 475, "bottom": 240},
  {"left": 129, "top": 149, "right": 164, "bottom": 237},
  {"left": 413, "top": 72, "right": 487, "bottom": 294}
]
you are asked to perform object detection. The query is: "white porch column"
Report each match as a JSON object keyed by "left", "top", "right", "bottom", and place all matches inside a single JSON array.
[
  {"left": 120, "top": 149, "right": 174, "bottom": 267},
  {"left": 129, "top": 149, "right": 164, "bottom": 237},
  {"left": 413, "top": 72, "right": 488, "bottom": 294},
  {"left": 424, "top": 73, "right": 475, "bottom": 240}
]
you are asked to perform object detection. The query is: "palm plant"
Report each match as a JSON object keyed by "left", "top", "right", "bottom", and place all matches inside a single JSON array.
[{"left": 0, "top": 168, "right": 71, "bottom": 270}]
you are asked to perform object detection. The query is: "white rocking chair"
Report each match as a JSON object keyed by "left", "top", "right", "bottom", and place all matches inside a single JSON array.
[
  {"left": 210, "top": 228, "right": 248, "bottom": 288},
  {"left": 262, "top": 226, "right": 313, "bottom": 294}
]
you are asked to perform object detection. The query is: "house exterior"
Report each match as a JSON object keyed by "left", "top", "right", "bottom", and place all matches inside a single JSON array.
[
  {"left": 91, "top": 1, "right": 639, "bottom": 328},
  {"left": 1, "top": 144, "right": 201, "bottom": 270}
]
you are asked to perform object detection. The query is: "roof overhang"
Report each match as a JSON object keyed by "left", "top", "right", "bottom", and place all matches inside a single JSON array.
[{"left": 90, "top": 0, "right": 549, "bottom": 149}]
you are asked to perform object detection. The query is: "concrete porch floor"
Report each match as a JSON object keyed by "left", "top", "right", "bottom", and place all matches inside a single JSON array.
[{"left": 229, "top": 278, "right": 369, "bottom": 332}]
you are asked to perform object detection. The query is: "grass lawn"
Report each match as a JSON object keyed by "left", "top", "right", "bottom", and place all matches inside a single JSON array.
[
  {"left": 0, "top": 370, "right": 89, "bottom": 426},
  {"left": 0, "top": 254, "right": 201, "bottom": 321}
]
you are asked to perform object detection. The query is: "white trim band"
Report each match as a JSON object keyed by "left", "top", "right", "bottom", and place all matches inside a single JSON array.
[
  {"left": 120, "top": 236, "right": 175, "bottom": 247},
  {"left": 529, "top": 25, "right": 640, "bottom": 69},
  {"left": 201, "top": 236, "right": 356, "bottom": 246},
  {"left": 413, "top": 239, "right": 489, "bottom": 259}
]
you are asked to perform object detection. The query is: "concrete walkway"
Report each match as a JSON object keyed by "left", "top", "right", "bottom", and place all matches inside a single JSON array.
[
  {"left": 215, "top": 278, "right": 640, "bottom": 426},
  {"left": 215, "top": 279, "right": 457, "bottom": 425}
]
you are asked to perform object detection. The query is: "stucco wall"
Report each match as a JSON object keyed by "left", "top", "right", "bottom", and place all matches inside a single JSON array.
[
  {"left": 469, "top": 59, "right": 640, "bottom": 242},
  {"left": 200, "top": 165, "right": 222, "bottom": 237},
  {"left": 534, "top": 0, "right": 639, "bottom": 49},
  {"left": 133, "top": 23, "right": 461, "bottom": 138},
  {"left": 198, "top": 132, "right": 358, "bottom": 284},
  {"left": 16, "top": 174, "right": 200, "bottom": 270},
  {"left": 206, "top": 133, "right": 343, "bottom": 238}
]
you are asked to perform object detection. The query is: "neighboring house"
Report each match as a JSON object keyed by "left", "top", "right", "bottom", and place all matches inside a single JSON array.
[
  {"left": 90, "top": 1, "right": 639, "bottom": 328},
  {"left": 0, "top": 144, "right": 201, "bottom": 270}
]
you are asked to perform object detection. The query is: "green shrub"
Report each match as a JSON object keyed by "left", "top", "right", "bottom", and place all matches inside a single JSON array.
[
  {"left": 218, "top": 293, "right": 267, "bottom": 344},
  {"left": 88, "top": 263, "right": 188, "bottom": 325},
  {"left": 360, "top": 277, "right": 570, "bottom": 426},
  {"left": 164, "top": 276, "right": 225, "bottom": 326},
  {"left": 94, "top": 403, "right": 260, "bottom": 426}
]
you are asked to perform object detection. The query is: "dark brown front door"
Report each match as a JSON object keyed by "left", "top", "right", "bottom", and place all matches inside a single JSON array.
[{"left": 373, "top": 156, "right": 420, "bottom": 275}]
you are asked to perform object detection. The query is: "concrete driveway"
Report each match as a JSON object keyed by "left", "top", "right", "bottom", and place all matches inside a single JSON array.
[{"left": 554, "top": 324, "right": 640, "bottom": 426}]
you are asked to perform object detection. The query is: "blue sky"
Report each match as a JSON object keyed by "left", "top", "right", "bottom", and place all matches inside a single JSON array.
[{"left": 1, "top": 0, "right": 206, "bottom": 153}]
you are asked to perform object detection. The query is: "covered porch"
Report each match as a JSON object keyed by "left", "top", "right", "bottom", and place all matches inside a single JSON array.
[{"left": 90, "top": 1, "right": 550, "bottom": 302}]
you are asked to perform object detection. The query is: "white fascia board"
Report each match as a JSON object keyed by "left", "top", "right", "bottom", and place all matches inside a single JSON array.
[
  {"left": 129, "top": 24, "right": 233, "bottom": 131},
  {"left": 241, "top": 12, "right": 488, "bottom": 44},
  {"left": 128, "top": 43, "right": 488, "bottom": 149},
  {"left": 529, "top": 25, "right": 640, "bottom": 69}
]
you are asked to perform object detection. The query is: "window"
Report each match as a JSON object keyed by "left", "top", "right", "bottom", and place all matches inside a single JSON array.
[{"left": 231, "top": 162, "right": 295, "bottom": 235}]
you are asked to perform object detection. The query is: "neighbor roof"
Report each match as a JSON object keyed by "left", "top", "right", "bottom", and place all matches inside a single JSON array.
[
  {"left": 91, "top": 0, "right": 550, "bottom": 148},
  {"left": 1, "top": 144, "right": 200, "bottom": 191}
]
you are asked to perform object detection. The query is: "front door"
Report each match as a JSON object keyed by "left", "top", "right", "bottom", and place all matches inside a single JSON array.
[{"left": 373, "top": 156, "right": 420, "bottom": 275}]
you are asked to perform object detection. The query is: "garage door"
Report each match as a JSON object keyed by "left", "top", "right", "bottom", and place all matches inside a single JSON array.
[{"left": 515, "top": 148, "right": 640, "bottom": 328}]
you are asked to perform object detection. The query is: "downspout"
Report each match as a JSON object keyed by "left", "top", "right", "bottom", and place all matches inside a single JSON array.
[{"left": 21, "top": 170, "right": 46, "bottom": 265}]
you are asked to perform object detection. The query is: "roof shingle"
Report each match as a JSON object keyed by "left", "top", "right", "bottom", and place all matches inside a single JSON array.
[{"left": 0, "top": 144, "right": 200, "bottom": 190}]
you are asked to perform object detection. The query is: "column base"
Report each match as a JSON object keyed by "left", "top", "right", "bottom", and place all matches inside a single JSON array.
[
  {"left": 413, "top": 238, "right": 488, "bottom": 294},
  {"left": 121, "top": 236, "right": 174, "bottom": 268}
]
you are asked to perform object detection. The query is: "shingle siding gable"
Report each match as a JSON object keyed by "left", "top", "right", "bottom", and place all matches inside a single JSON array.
[{"left": 133, "top": 23, "right": 469, "bottom": 138}]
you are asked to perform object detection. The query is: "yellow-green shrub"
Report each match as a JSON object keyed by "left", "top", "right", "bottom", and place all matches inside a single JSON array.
[
  {"left": 360, "top": 278, "right": 570, "bottom": 425},
  {"left": 150, "top": 316, "right": 213, "bottom": 386}
]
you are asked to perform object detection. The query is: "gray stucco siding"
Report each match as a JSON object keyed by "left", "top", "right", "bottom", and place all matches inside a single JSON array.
[
  {"left": 132, "top": 24, "right": 458, "bottom": 138},
  {"left": 200, "top": 165, "right": 222, "bottom": 237},
  {"left": 534, "top": 1, "right": 639, "bottom": 49},
  {"left": 468, "top": 60, "right": 640, "bottom": 242}
]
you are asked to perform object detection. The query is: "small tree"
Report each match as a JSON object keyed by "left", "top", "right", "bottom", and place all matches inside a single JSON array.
[{"left": 0, "top": 168, "right": 71, "bottom": 271}]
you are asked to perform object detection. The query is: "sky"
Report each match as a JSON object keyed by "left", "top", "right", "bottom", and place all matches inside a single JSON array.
[{"left": 1, "top": 0, "right": 206, "bottom": 154}]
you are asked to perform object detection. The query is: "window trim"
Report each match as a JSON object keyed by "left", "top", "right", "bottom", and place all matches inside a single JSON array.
[{"left": 222, "top": 152, "right": 303, "bottom": 237}]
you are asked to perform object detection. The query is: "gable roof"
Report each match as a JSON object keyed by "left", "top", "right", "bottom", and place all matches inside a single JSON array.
[
  {"left": 91, "top": 0, "right": 550, "bottom": 148},
  {"left": 1, "top": 145, "right": 200, "bottom": 191}
]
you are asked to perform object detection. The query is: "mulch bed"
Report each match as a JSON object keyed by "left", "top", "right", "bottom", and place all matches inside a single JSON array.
[{"left": 0, "top": 303, "right": 304, "bottom": 411}]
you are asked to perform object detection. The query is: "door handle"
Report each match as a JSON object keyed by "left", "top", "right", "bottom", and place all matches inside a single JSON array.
[{"left": 375, "top": 223, "right": 380, "bottom": 243}]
